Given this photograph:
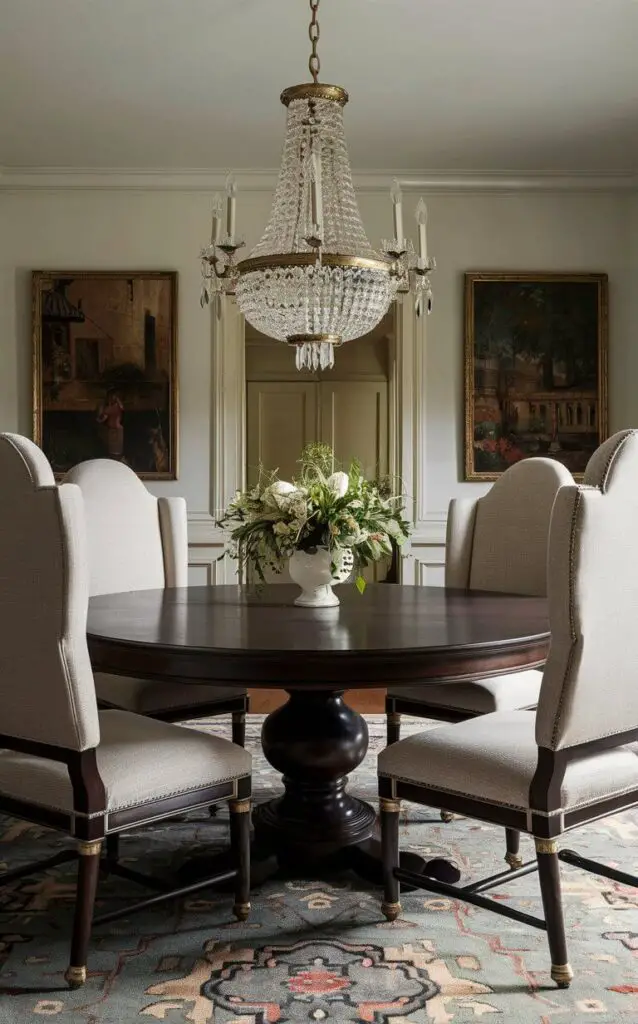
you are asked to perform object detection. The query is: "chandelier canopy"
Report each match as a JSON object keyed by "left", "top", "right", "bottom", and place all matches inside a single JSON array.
[{"left": 200, "top": 0, "right": 435, "bottom": 371}]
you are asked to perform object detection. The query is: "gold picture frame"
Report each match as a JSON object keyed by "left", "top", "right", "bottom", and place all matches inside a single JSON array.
[
  {"left": 464, "top": 271, "right": 608, "bottom": 482},
  {"left": 33, "top": 270, "right": 178, "bottom": 480}
]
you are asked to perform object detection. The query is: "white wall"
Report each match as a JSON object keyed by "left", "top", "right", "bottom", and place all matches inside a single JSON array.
[{"left": 0, "top": 184, "right": 635, "bottom": 575}]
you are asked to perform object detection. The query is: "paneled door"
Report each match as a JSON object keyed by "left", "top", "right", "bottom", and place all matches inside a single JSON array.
[
  {"left": 246, "top": 378, "right": 389, "bottom": 583},
  {"left": 246, "top": 381, "right": 318, "bottom": 488},
  {"left": 320, "top": 381, "right": 388, "bottom": 481},
  {"left": 321, "top": 380, "right": 389, "bottom": 582},
  {"left": 247, "top": 380, "right": 388, "bottom": 485}
]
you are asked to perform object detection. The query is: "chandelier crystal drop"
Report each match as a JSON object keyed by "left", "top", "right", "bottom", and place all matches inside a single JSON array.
[{"left": 200, "top": 0, "right": 435, "bottom": 371}]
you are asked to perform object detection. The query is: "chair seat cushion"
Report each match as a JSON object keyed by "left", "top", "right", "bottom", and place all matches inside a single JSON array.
[
  {"left": 95, "top": 673, "right": 246, "bottom": 716},
  {"left": 387, "top": 670, "right": 542, "bottom": 715},
  {"left": 378, "top": 710, "right": 638, "bottom": 814},
  {"left": 0, "top": 710, "right": 251, "bottom": 817}
]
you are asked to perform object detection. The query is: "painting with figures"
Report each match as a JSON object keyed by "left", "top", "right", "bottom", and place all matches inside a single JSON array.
[
  {"left": 464, "top": 272, "right": 608, "bottom": 481},
  {"left": 33, "top": 271, "right": 178, "bottom": 479}
]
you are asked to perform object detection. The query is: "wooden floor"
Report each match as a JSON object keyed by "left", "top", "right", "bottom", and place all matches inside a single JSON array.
[{"left": 248, "top": 688, "right": 386, "bottom": 713}]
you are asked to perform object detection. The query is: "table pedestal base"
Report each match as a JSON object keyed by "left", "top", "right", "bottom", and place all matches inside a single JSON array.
[
  {"left": 253, "top": 795, "right": 376, "bottom": 862},
  {"left": 175, "top": 688, "right": 460, "bottom": 890}
]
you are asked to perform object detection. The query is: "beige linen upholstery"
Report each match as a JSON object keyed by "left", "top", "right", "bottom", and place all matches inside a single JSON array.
[
  {"left": 96, "top": 676, "right": 242, "bottom": 715},
  {"left": 0, "top": 434, "right": 100, "bottom": 751},
  {"left": 391, "top": 671, "right": 541, "bottom": 715},
  {"left": 0, "top": 434, "right": 252, "bottom": 988},
  {"left": 0, "top": 709, "right": 251, "bottom": 817},
  {"left": 63, "top": 459, "right": 185, "bottom": 596},
  {"left": 468, "top": 458, "right": 573, "bottom": 596},
  {"left": 379, "top": 432, "right": 638, "bottom": 989},
  {"left": 444, "top": 498, "right": 478, "bottom": 589},
  {"left": 537, "top": 430, "right": 638, "bottom": 750},
  {"left": 63, "top": 459, "right": 245, "bottom": 719},
  {"left": 388, "top": 458, "right": 573, "bottom": 715},
  {"left": 379, "top": 710, "right": 638, "bottom": 814},
  {"left": 382, "top": 431, "right": 638, "bottom": 814}
]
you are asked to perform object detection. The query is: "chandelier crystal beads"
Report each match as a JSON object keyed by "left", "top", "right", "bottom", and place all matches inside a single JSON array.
[{"left": 200, "top": 0, "right": 435, "bottom": 371}]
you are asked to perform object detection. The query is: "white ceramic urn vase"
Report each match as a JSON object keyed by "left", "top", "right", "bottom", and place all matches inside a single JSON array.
[{"left": 288, "top": 547, "right": 354, "bottom": 607}]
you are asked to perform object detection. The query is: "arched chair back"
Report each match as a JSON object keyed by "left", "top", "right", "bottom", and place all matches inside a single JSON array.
[
  {"left": 0, "top": 434, "right": 99, "bottom": 750},
  {"left": 63, "top": 459, "right": 187, "bottom": 596},
  {"left": 537, "top": 430, "right": 638, "bottom": 750},
  {"left": 446, "top": 457, "right": 574, "bottom": 596}
]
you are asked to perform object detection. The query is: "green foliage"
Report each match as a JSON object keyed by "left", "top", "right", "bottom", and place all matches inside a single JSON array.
[
  {"left": 218, "top": 445, "right": 411, "bottom": 589},
  {"left": 473, "top": 280, "right": 599, "bottom": 389}
]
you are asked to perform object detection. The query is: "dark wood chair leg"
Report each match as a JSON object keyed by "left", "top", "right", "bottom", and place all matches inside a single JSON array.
[
  {"left": 105, "top": 834, "right": 120, "bottom": 862},
  {"left": 232, "top": 710, "right": 247, "bottom": 747},
  {"left": 386, "top": 709, "right": 401, "bottom": 745},
  {"left": 65, "top": 840, "right": 102, "bottom": 989},
  {"left": 380, "top": 797, "right": 402, "bottom": 921},
  {"left": 505, "top": 828, "right": 523, "bottom": 869},
  {"left": 229, "top": 798, "right": 251, "bottom": 921},
  {"left": 535, "top": 838, "right": 573, "bottom": 989}
]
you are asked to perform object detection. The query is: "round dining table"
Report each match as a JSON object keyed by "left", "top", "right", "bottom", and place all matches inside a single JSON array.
[{"left": 87, "top": 583, "right": 549, "bottom": 883}]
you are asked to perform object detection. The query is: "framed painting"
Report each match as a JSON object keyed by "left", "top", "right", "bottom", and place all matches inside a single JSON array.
[
  {"left": 33, "top": 271, "right": 178, "bottom": 479},
  {"left": 464, "top": 272, "right": 608, "bottom": 481}
]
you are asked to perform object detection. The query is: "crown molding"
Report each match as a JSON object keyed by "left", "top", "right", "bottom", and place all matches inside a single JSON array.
[{"left": 1, "top": 166, "right": 636, "bottom": 193}]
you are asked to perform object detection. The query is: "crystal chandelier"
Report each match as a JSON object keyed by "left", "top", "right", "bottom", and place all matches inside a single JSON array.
[{"left": 200, "top": 0, "right": 435, "bottom": 371}]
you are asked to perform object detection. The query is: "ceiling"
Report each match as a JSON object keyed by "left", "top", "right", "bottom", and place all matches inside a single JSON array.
[{"left": 0, "top": 0, "right": 636, "bottom": 173}]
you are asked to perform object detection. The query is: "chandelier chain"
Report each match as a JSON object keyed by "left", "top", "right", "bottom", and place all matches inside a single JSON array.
[{"left": 309, "top": 0, "right": 320, "bottom": 83}]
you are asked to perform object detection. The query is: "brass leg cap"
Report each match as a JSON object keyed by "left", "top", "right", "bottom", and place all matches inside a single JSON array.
[
  {"left": 233, "top": 901, "right": 251, "bottom": 922},
  {"left": 65, "top": 965, "right": 86, "bottom": 989},
  {"left": 505, "top": 851, "right": 524, "bottom": 870},
  {"left": 440, "top": 810, "right": 454, "bottom": 823},
  {"left": 551, "top": 963, "right": 573, "bottom": 988},
  {"left": 381, "top": 901, "right": 402, "bottom": 922}
]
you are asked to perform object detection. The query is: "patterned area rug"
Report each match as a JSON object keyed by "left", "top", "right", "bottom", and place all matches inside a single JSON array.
[{"left": 1, "top": 715, "right": 638, "bottom": 1023}]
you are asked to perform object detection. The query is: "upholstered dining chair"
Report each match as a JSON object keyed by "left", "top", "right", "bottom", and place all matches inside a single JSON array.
[
  {"left": 0, "top": 434, "right": 252, "bottom": 989},
  {"left": 64, "top": 459, "right": 249, "bottom": 744},
  {"left": 378, "top": 429, "right": 638, "bottom": 989},
  {"left": 386, "top": 456, "right": 573, "bottom": 868}
]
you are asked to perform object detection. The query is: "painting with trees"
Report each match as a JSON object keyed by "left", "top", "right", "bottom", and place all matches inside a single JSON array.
[
  {"left": 464, "top": 272, "right": 608, "bottom": 481},
  {"left": 32, "top": 271, "right": 178, "bottom": 479}
]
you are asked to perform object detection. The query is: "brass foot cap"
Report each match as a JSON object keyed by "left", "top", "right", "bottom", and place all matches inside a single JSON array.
[
  {"left": 233, "top": 902, "right": 251, "bottom": 921},
  {"left": 381, "top": 901, "right": 402, "bottom": 922},
  {"left": 551, "top": 963, "right": 573, "bottom": 988},
  {"left": 440, "top": 811, "right": 454, "bottom": 823},
  {"left": 65, "top": 965, "right": 86, "bottom": 989},
  {"left": 505, "top": 852, "right": 524, "bottom": 870}
]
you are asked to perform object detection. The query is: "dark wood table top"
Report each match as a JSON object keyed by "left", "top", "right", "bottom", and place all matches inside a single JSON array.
[{"left": 87, "top": 584, "right": 550, "bottom": 690}]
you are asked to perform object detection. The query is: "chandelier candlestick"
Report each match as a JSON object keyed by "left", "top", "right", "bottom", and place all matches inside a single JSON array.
[
  {"left": 226, "top": 175, "right": 237, "bottom": 242},
  {"left": 210, "top": 194, "right": 222, "bottom": 245},
  {"left": 416, "top": 198, "right": 428, "bottom": 262},
  {"left": 391, "top": 179, "right": 405, "bottom": 251}
]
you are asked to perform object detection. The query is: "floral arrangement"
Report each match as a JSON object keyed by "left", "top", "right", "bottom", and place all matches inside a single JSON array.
[{"left": 218, "top": 443, "right": 411, "bottom": 592}]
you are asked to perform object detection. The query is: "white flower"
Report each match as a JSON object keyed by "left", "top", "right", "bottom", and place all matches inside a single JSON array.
[
  {"left": 327, "top": 471, "right": 349, "bottom": 498},
  {"left": 271, "top": 480, "right": 296, "bottom": 496}
]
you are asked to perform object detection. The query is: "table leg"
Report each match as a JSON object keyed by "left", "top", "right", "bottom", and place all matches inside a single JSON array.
[{"left": 253, "top": 689, "right": 376, "bottom": 862}]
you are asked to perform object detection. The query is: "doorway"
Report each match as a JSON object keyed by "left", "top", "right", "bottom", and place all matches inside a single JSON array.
[
  {"left": 244, "top": 311, "right": 397, "bottom": 713},
  {"left": 245, "top": 310, "right": 394, "bottom": 489}
]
